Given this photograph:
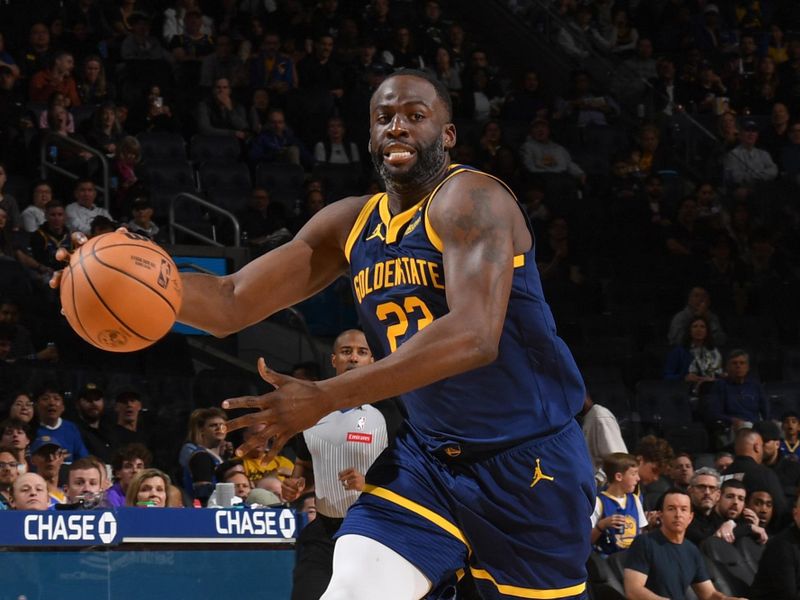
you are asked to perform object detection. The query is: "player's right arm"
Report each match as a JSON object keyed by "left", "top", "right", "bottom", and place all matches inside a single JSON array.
[{"left": 177, "top": 196, "right": 367, "bottom": 337}]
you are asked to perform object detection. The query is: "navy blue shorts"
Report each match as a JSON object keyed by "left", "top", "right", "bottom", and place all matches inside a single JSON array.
[{"left": 336, "top": 419, "right": 595, "bottom": 599}]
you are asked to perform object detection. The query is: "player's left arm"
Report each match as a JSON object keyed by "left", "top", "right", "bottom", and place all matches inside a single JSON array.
[{"left": 225, "top": 174, "right": 525, "bottom": 453}]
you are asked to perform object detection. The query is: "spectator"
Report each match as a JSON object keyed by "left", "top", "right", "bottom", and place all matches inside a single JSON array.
[
  {"left": 580, "top": 394, "right": 627, "bottom": 481},
  {"left": 707, "top": 352, "right": 768, "bottom": 431},
  {"left": 120, "top": 13, "right": 171, "bottom": 62},
  {"left": 28, "top": 437, "right": 68, "bottom": 506},
  {"left": 759, "top": 104, "right": 791, "bottom": 169},
  {"left": 197, "top": 77, "right": 249, "bottom": 139},
  {"left": 362, "top": 0, "right": 394, "bottom": 49},
  {"left": 163, "top": 0, "right": 213, "bottom": 43},
  {"left": 74, "top": 382, "right": 118, "bottom": 464},
  {"left": 635, "top": 435, "right": 674, "bottom": 510},
  {"left": 248, "top": 88, "right": 271, "bottom": 134},
  {"left": 238, "top": 424, "right": 294, "bottom": 487},
  {"left": 614, "top": 37, "right": 657, "bottom": 105},
  {"left": 29, "top": 200, "right": 71, "bottom": 278},
  {"left": 416, "top": 0, "right": 447, "bottom": 57},
  {"left": 591, "top": 452, "right": 648, "bottom": 555},
  {"left": 234, "top": 187, "right": 291, "bottom": 252},
  {"left": 519, "top": 118, "right": 585, "bottom": 183},
  {"left": 11, "top": 472, "right": 49, "bottom": 510},
  {"left": 127, "top": 85, "right": 177, "bottom": 134},
  {"left": 125, "top": 468, "right": 172, "bottom": 507},
  {"left": 224, "top": 470, "right": 252, "bottom": 502},
  {"left": 282, "top": 329, "right": 402, "bottom": 600},
  {"left": 113, "top": 388, "right": 148, "bottom": 448},
  {"left": 723, "top": 121, "right": 778, "bottom": 186},
  {"left": 6, "top": 393, "right": 34, "bottom": 424},
  {"left": 749, "top": 492, "right": 800, "bottom": 599},
  {"left": 726, "top": 428, "right": 787, "bottom": 519},
  {"left": 555, "top": 70, "right": 620, "bottom": 127},
  {"left": 21, "top": 181, "right": 54, "bottom": 233},
  {"left": 111, "top": 135, "right": 141, "bottom": 213},
  {"left": 474, "top": 120, "right": 510, "bottom": 175},
  {"left": 200, "top": 34, "right": 245, "bottom": 90},
  {"left": 381, "top": 26, "right": 424, "bottom": 70},
  {"left": 0, "top": 446, "right": 19, "bottom": 508},
  {"left": 29, "top": 50, "right": 81, "bottom": 107},
  {"left": 430, "top": 46, "right": 461, "bottom": 107},
  {"left": 63, "top": 456, "right": 103, "bottom": 505},
  {"left": 555, "top": 5, "right": 607, "bottom": 60},
  {"left": 754, "top": 419, "right": 800, "bottom": 514},
  {"left": 0, "top": 162, "right": 20, "bottom": 231},
  {"left": 89, "top": 215, "right": 116, "bottom": 237},
  {"left": 0, "top": 418, "right": 30, "bottom": 473},
  {"left": 688, "top": 476, "right": 767, "bottom": 546},
  {"left": 126, "top": 196, "right": 161, "bottom": 242},
  {"left": 746, "top": 490, "right": 778, "bottom": 535},
  {"left": 37, "top": 91, "right": 77, "bottom": 133},
  {"left": 65, "top": 179, "right": 111, "bottom": 236},
  {"left": 502, "top": 69, "right": 549, "bottom": 123},
  {"left": 716, "top": 451, "right": 734, "bottom": 473},
  {"left": 249, "top": 108, "right": 312, "bottom": 167},
  {"left": 33, "top": 384, "right": 88, "bottom": 462},
  {"left": 17, "top": 22, "right": 52, "bottom": 79},
  {"left": 182, "top": 407, "right": 232, "bottom": 504},
  {"left": 768, "top": 24, "right": 788, "bottom": 65},
  {"left": 685, "top": 467, "right": 722, "bottom": 544},
  {"left": 76, "top": 55, "right": 115, "bottom": 105},
  {"left": 667, "top": 287, "right": 727, "bottom": 347},
  {"left": 169, "top": 8, "right": 215, "bottom": 63},
  {"left": 780, "top": 411, "right": 800, "bottom": 461},
  {"left": 250, "top": 32, "right": 297, "bottom": 100},
  {"left": 663, "top": 316, "right": 723, "bottom": 393},
  {"left": 0, "top": 33, "right": 18, "bottom": 81},
  {"left": 313, "top": 116, "right": 359, "bottom": 166},
  {"left": 106, "top": 443, "right": 150, "bottom": 507},
  {"left": 88, "top": 103, "right": 124, "bottom": 156},
  {"left": 669, "top": 453, "right": 695, "bottom": 491},
  {"left": 624, "top": 487, "right": 743, "bottom": 600}
]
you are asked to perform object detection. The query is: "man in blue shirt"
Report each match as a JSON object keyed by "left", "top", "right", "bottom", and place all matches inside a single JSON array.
[
  {"left": 34, "top": 384, "right": 88, "bottom": 463},
  {"left": 707, "top": 350, "right": 768, "bottom": 429}
]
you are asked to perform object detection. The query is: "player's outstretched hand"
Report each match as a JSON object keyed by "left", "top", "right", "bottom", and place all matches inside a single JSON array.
[
  {"left": 223, "top": 357, "right": 333, "bottom": 460},
  {"left": 48, "top": 231, "right": 89, "bottom": 289}
]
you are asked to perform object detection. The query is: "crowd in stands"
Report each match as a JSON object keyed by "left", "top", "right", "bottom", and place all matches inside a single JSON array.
[{"left": 1, "top": 0, "right": 800, "bottom": 596}]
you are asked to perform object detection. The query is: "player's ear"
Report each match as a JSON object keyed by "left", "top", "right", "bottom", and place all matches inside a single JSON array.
[{"left": 442, "top": 123, "right": 456, "bottom": 151}]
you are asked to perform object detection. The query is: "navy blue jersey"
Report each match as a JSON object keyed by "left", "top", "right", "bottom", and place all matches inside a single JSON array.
[{"left": 345, "top": 164, "right": 585, "bottom": 449}]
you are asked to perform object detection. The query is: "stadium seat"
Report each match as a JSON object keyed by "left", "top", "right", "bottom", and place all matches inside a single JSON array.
[
  {"left": 587, "top": 552, "right": 626, "bottom": 600},
  {"left": 190, "top": 134, "right": 242, "bottom": 164},
  {"left": 208, "top": 189, "right": 250, "bottom": 216},
  {"left": 70, "top": 104, "right": 97, "bottom": 133},
  {"left": 586, "top": 381, "right": 631, "bottom": 420},
  {"left": 763, "top": 381, "right": 800, "bottom": 420},
  {"left": 199, "top": 162, "right": 252, "bottom": 195},
  {"left": 735, "top": 535, "right": 765, "bottom": 576},
  {"left": 664, "top": 423, "right": 710, "bottom": 456},
  {"left": 255, "top": 162, "right": 306, "bottom": 205},
  {"left": 700, "top": 537, "right": 754, "bottom": 597},
  {"left": 137, "top": 132, "right": 187, "bottom": 162},
  {"left": 635, "top": 379, "right": 692, "bottom": 430},
  {"left": 312, "top": 163, "right": 362, "bottom": 200}
]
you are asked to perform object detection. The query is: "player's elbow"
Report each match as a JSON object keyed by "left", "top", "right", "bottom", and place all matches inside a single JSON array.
[{"left": 463, "top": 330, "right": 500, "bottom": 369}]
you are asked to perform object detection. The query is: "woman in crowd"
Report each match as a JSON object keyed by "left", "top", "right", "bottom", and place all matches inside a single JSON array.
[
  {"left": 88, "top": 103, "right": 125, "bottom": 156},
  {"left": 7, "top": 392, "right": 35, "bottom": 425},
  {"left": 77, "top": 55, "right": 115, "bottom": 105},
  {"left": 125, "top": 468, "right": 172, "bottom": 507},
  {"left": 663, "top": 316, "right": 723, "bottom": 395},
  {"left": 37, "top": 92, "right": 75, "bottom": 132}
]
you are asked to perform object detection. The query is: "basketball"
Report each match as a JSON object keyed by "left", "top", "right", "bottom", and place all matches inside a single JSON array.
[{"left": 60, "top": 230, "right": 183, "bottom": 352}]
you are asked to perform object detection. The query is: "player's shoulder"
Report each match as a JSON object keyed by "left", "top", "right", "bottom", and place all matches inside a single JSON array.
[{"left": 427, "top": 168, "right": 520, "bottom": 230}]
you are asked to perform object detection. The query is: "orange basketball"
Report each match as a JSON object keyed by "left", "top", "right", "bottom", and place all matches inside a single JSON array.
[{"left": 60, "top": 231, "right": 183, "bottom": 352}]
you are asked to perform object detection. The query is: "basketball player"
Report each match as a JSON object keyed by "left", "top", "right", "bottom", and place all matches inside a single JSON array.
[
  {"left": 284, "top": 329, "right": 402, "bottom": 600},
  {"left": 59, "top": 69, "right": 594, "bottom": 599}
]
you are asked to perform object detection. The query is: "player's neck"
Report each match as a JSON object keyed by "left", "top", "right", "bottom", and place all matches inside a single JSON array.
[{"left": 384, "top": 163, "right": 450, "bottom": 212}]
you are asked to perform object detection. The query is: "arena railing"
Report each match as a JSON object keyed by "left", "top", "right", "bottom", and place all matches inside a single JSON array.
[
  {"left": 39, "top": 132, "right": 111, "bottom": 209},
  {"left": 168, "top": 191, "right": 241, "bottom": 247}
]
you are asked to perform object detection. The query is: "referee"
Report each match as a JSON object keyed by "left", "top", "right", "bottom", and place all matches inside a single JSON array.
[{"left": 283, "top": 329, "right": 403, "bottom": 600}]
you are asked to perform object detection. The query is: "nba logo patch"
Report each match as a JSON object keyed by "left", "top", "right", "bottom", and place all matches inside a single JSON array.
[{"left": 357, "top": 416, "right": 366, "bottom": 430}]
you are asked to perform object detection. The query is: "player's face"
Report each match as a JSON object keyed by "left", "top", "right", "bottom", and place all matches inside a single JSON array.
[
  {"left": 331, "top": 331, "right": 373, "bottom": 375},
  {"left": 660, "top": 493, "right": 693, "bottom": 535},
  {"left": 369, "top": 75, "right": 455, "bottom": 186}
]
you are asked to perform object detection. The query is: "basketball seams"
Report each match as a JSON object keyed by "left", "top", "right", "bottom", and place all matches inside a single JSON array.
[
  {"left": 89, "top": 246, "right": 179, "bottom": 316},
  {"left": 77, "top": 247, "right": 155, "bottom": 343},
  {"left": 91, "top": 241, "right": 174, "bottom": 263}
]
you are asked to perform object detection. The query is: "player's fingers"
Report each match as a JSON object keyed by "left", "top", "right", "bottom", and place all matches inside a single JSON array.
[
  {"left": 115, "top": 226, "right": 129, "bottom": 233},
  {"left": 71, "top": 231, "right": 88, "bottom": 247},
  {"left": 49, "top": 270, "right": 63, "bottom": 289},
  {"left": 225, "top": 409, "right": 274, "bottom": 433},
  {"left": 257, "top": 357, "right": 289, "bottom": 388},
  {"left": 262, "top": 432, "right": 291, "bottom": 463},
  {"left": 55, "top": 247, "right": 71, "bottom": 263},
  {"left": 222, "top": 394, "right": 269, "bottom": 410}
]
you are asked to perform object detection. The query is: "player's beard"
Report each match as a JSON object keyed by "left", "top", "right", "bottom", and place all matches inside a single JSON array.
[{"left": 371, "top": 136, "right": 447, "bottom": 186}]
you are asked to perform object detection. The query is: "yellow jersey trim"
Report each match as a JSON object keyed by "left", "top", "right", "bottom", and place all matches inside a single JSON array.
[
  {"left": 514, "top": 254, "right": 525, "bottom": 268},
  {"left": 470, "top": 568, "right": 587, "bottom": 599},
  {"left": 787, "top": 440, "right": 800, "bottom": 453},
  {"left": 378, "top": 194, "right": 428, "bottom": 244},
  {"left": 345, "top": 193, "right": 384, "bottom": 263},
  {"left": 362, "top": 484, "right": 471, "bottom": 551}
]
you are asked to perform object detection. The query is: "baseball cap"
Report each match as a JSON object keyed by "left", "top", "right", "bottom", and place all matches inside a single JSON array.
[
  {"left": 742, "top": 120, "right": 760, "bottom": 132},
  {"left": 115, "top": 388, "right": 141, "bottom": 403},
  {"left": 753, "top": 420, "right": 781, "bottom": 442},
  {"left": 30, "top": 435, "right": 65, "bottom": 454},
  {"left": 78, "top": 383, "right": 103, "bottom": 400}
]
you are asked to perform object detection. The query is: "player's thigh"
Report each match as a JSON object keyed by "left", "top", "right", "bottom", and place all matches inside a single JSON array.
[{"left": 321, "top": 534, "right": 431, "bottom": 600}]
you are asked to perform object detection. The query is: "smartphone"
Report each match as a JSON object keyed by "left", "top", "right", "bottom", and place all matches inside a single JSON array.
[{"left": 153, "top": 96, "right": 164, "bottom": 108}]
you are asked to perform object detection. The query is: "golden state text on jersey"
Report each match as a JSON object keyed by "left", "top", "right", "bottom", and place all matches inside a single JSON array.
[{"left": 345, "top": 165, "right": 586, "bottom": 449}]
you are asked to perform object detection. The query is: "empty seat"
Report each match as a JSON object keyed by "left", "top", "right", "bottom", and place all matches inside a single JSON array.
[
  {"left": 700, "top": 537, "right": 755, "bottom": 598},
  {"left": 190, "top": 134, "right": 241, "bottom": 164},
  {"left": 142, "top": 160, "right": 198, "bottom": 219},
  {"left": 587, "top": 551, "right": 626, "bottom": 600},
  {"left": 763, "top": 381, "right": 800, "bottom": 419},
  {"left": 137, "top": 131, "right": 186, "bottom": 162},
  {"left": 199, "top": 162, "right": 252, "bottom": 194},
  {"left": 664, "top": 422, "right": 710, "bottom": 456},
  {"left": 635, "top": 379, "right": 692, "bottom": 429},
  {"left": 586, "top": 381, "right": 631, "bottom": 420},
  {"left": 255, "top": 162, "right": 305, "bottom": 205}
]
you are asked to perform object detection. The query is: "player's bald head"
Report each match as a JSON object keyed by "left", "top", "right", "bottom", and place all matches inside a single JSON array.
[{"left": 333, "top": 329, "right": 368, "bottom": 351}]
